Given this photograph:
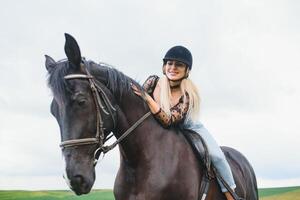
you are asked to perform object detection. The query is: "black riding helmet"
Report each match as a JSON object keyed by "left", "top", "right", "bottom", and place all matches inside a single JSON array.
[{"left": 163, "top": 46, "right": 193, "bottom": 70}]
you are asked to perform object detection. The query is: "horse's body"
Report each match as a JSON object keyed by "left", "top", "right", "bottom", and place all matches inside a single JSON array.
[{"left": 46, "top": 34, "right": 258, "bottom": 200}]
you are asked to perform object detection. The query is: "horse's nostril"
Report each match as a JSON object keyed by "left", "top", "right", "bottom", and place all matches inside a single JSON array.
[
  {"left": 72, "top": 175, "right": 84, "bottom": 186},
  {"left": 70, "top": 174, "right": 91, "bottom": 194}
]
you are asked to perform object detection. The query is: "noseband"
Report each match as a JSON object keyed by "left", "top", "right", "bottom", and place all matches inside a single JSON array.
[{"left": 59, "top": 61, "right": 151, "bottom": 165}]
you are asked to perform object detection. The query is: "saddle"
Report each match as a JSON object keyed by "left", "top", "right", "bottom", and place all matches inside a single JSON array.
[
  {"left": 181, "top": 128, "right": 212, "bottom": 172},
  {"left": 180, "top": 128, "right": 213, "bottom": 200},
  {"left": 180, "top": 128, "right": 243, "bottom": 200}
]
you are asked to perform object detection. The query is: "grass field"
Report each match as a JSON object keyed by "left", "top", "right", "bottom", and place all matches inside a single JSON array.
[
  {"left": 0, "top": 186, "right": 300, "bottom": 199},
  {"left": 0, "top": 190, "right": 113, "bottom": 200},
  {"left": 259, "top": 186, "right": 300, "bottom": 200}
]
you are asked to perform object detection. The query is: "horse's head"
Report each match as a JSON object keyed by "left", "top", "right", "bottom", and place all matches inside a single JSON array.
[{"left": 45, "top": 34, "right": 117, "bottom": 195}]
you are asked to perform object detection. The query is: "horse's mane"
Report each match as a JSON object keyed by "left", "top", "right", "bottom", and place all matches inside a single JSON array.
[
  {"left": 95, "top": 61, "right": 133, "bottom": 100},
  {"left": 47, "top": 59, "right": 138, "bottom": 102}
]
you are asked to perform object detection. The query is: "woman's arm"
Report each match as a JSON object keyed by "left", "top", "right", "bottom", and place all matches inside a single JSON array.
[{"left": 131, "top": 83, "right": 189, "bottom": 128}]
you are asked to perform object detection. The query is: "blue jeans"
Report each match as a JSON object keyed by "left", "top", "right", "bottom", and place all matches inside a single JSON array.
[{"left": 182, "top": 119, "right": 236, "bottom": 192}]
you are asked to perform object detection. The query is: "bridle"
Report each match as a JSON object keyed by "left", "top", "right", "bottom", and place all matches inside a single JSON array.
[{"left": 59, "top": 60, "right": 151, "bottom": 165}]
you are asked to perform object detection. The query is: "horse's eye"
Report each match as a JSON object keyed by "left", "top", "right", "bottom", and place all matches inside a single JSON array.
[{"left": 77, "top": 99, "right": 87, "bottom": 106}]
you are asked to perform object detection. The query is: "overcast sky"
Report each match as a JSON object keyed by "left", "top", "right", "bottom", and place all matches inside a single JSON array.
[{"left": 0, "top": 0, "right": 299, "bottom": 190}]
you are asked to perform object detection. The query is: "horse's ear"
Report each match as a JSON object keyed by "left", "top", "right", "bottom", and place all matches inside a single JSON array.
[
  {"left": 64, "top": 33, "right": 81, "bottom": 68},
  {"left": 45, "top": 55, "right": 56, "bottom": 72}
]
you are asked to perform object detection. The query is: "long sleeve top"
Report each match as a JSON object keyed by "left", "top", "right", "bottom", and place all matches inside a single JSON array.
[{"left": 142, "top": 75, "right": 189, "bottom": 128}]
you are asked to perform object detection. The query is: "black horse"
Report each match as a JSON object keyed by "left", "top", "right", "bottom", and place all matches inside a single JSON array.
[{"left": 46, "top": 34, "right": 258, "bottom": 199}]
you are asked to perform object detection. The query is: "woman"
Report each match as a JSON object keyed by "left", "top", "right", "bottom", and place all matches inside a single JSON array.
[{"left": 131, "top": 46, "right": 236, "bottom": 200}]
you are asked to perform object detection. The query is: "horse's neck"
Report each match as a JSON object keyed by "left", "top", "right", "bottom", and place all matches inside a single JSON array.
[
  {"left": 114, "top": 95, "right": 156, "bottom": 165},
  {"left": 114, "top": 93, "right": 149, "bottom": 137}
]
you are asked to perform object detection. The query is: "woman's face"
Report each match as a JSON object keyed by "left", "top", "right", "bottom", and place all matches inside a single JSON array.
[{"left": 164, "top": 60, "right": 187, "bottom": 81}]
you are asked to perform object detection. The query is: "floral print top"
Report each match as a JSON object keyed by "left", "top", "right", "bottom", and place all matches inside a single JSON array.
[{"left": 142, "top": 75, "right": 190, "bottom": 128}]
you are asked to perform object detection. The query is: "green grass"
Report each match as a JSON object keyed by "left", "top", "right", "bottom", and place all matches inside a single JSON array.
[
  {"left": 1, "top": 186, "right": 300, "bottom": 199},
  {"left": 259, "top": 186, "right": 300, "bottom": 200},
  {"left": 259, "top": 186, "right": 300, "bottom": 197},
  {"left": 0, "top": 189, "right": 114, "bottom": 200}
]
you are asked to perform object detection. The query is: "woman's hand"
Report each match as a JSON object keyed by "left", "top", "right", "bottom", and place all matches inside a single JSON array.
[
  {"left": 131, "top": 83, "right": 150, "bottom": 102},
  {"left": 131, "top": 83, "right": 161, "bottom": 114}
]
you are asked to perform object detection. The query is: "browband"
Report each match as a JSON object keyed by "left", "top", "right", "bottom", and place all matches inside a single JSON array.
[{"left": 64, "top": 74, "right": 93, "bottom": 80}]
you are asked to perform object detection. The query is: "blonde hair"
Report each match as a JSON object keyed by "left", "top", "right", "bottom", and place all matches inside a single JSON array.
[{"left": 158, "top": 76, "right": 200, "bottom": 122}]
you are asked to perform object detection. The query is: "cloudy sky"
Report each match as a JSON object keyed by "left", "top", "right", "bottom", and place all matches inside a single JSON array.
[{"left": 0, "top": 0, "right": 299, "bottom": 190}]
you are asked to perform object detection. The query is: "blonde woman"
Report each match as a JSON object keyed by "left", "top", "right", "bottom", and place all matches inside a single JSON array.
[{"left": 132, "top": 46, "right": 236, "bottom": 200}]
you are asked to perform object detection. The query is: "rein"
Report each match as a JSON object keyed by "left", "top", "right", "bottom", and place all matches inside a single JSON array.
[{"left": 59, "top": 61, "right": 151, "bottom": 165}]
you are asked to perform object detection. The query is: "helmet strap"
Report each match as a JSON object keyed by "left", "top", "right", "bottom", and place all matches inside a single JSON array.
[
  {"left": 184, "top": 68, "right": 190, "bottom": 78},
  {"left": 162, "top": 65, "right": 166, "bottom": 75}
]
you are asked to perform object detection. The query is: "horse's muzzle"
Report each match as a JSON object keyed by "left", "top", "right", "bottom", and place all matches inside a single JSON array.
[{"left": 69, "top": 174, "right": 93, "bottom": 195}]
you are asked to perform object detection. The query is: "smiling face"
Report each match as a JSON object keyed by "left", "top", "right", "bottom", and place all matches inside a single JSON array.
[{"left": 164, "top": 60, "right": 188, "bottom": 81}]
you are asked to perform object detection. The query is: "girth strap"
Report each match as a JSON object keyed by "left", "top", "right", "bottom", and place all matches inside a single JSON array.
[{"left": 213, "top": 167, "right": 244, "bottom": 200}]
